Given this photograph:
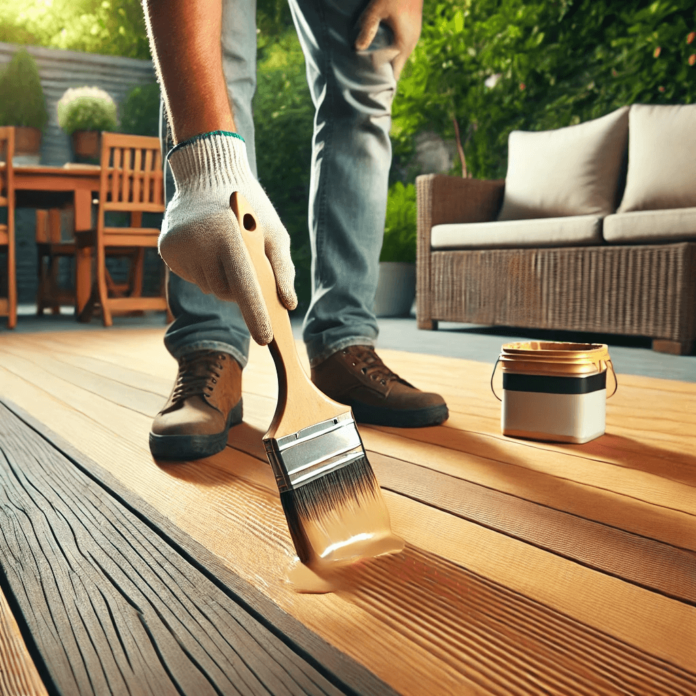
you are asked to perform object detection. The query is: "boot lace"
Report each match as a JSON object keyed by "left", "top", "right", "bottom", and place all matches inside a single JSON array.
[
  {"left": 171, "top": 351, "right": 227, "bottom": 403},
  {"left": 343, "top": 346, "right": 401, "bottom": 386}
]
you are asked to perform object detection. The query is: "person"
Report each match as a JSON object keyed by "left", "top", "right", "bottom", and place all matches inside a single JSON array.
[{"left": 143, "top": 0, "right": 448, "bottom": 461}]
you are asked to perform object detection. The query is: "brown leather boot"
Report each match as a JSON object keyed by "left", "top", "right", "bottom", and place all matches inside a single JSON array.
[
  {"left": 311, "top": 345, "right": 448, "bottom": 427},
  {"left": 149, "top": 350, "right": 243, "bottom": 460}
]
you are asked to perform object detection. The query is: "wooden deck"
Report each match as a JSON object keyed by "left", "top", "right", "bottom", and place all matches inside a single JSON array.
[{"left": 1, "top": 327, "right": 695, "bottom": 695}]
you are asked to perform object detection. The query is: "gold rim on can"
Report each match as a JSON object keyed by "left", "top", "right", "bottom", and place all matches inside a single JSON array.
[{"left": 499, "top": 341, "right": 611, "bottom": 377}]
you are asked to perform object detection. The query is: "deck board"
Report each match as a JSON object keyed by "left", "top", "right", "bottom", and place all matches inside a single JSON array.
[
  {"left": 0, "top": 402, "right": 397, "bottom": 696},
  {"left": 0, "top": 586, "right": 47, "bottom": 696},
  {"left": 1, "top": 327, "right": 695, "bottom": 694}
]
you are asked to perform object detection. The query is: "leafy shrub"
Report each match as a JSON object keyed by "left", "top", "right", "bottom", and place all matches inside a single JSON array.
[
  {"left": 56, "top": 86, "right": 118, "bottom": 135},
  {"left": 0, "top": 0, "right": 150, "bottom": 59},
  {"left": 0, "top": 48, "right": 47, "bottom": 129},
  {"left": 394, "top": 0, "right": 696, "bottom": 180},
  {"left": 380, "top": 182, "right": 417, "bottom": 263},
  {"left": 120, "top": 82, "right": 160, "bottom": 137}
]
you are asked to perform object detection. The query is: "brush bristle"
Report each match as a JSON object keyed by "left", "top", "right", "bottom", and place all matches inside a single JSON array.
[{"left": 280, "top": 456, "right": 380, "bottom": 563}]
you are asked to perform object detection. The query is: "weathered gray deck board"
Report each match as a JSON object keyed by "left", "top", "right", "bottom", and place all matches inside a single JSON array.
[{"left": 0, "top": 400, "right": 397, "bottom": 696}]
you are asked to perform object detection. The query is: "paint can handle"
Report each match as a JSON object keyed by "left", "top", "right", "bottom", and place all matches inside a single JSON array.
[
  {"left": 490, "top": 357, "right": 502, "bottom": 401},
  {"left": 606, "top": 360, "right": 618, "bottom": 398}
]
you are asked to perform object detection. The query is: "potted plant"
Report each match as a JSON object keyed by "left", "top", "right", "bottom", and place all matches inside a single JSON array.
[
  {"left": 374, "top": 181, "right": 418, "bottom": 317},
  {"left": 0, "top": 48, "right": 48, "bottom": 164},
  {"left": 57, "top": 87, "right": 118, "bottom": 163}
]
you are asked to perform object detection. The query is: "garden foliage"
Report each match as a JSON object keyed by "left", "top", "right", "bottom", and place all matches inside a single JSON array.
[
  {"left": 0, "top": 0, "right": 150, "bottom": 59},
  {"left": 381, "top": 183, "right": 418, "bottom": 264},
  {"left": 0, "top": 48, "right": 47, "bottom": 129},
  {"left": 57, "top": 87, "right": 119, "bottom": 135},
  {"left": 0, "top": 0, "right": 289, "bottom": 59},
  {"left": 120, "top": 83, "right": 160, "bottom": 137},
  {"left": 393, "top": 0, "right": 696, "bottom": 179}
]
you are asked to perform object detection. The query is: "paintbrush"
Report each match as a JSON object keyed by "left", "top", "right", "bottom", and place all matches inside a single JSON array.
[{"left": 232, "top": 192, "right": 402, "bottom": 567}]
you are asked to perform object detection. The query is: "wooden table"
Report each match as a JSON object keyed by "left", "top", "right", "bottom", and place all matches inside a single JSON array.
[{"left": 14, "top": 164, "right": 101, "bottom": 314}]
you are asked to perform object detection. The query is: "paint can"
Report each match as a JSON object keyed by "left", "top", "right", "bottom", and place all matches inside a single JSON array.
[{"left": 491, "top": 341, "right": 618, "bottom": 444}]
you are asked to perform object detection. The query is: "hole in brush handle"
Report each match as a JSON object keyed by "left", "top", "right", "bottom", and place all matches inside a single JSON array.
[
  {"left": 243, "top": 213, "right": 256, "bottom": 231},
  {"left": 230, "top": 191, "right": 257, "bottom": 232}
]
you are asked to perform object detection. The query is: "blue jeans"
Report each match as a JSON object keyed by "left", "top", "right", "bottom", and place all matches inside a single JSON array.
[{"left": 161, "top": 0, "right": 396, "bottom": 368}]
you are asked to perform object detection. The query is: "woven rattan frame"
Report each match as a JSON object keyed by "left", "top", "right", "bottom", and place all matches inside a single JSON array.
[{"left": 416, "top": 174, "right": 696, "bottom": 352}]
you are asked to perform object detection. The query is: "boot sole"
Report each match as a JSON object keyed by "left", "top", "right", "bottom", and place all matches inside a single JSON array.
[
  {"left": 149, "top": 399, "right": 243, "bottom": 461},
  {"left": 349, "top": 401, "right": 449, "bottom": 428}
]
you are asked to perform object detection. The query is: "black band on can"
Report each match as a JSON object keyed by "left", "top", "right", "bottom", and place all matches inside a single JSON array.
[{"left": 503, "top": 371, "right": 607, "bottom": 395}]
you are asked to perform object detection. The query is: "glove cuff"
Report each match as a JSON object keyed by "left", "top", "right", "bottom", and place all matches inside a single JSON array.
[{"left": 167, "top": 131, "right": 253, "bottom": 191}]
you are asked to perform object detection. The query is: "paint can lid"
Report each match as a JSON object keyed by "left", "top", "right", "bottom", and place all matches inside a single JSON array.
[{"left": 499, "top": 341, "right": 611, "bottom": 377}]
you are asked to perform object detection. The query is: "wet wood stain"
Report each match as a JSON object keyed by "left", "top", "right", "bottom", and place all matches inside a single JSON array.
[{"left": 285, "top": 483, "right": 405, "bottom": 593}]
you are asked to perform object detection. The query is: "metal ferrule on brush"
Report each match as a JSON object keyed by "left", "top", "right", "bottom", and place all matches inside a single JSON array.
[{"left": 264, "top": 412, "right": 365, "bottom": 492}]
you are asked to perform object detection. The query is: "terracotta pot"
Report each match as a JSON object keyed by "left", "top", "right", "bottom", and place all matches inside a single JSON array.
[
  {"left": 14, "top": 126, "right": 42, "bottom": 164},
  {"left": 71, "top": 130, "right": 101, "bottom": 163}
]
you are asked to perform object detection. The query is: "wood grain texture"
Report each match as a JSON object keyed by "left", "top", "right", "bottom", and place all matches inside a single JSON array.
[
  {"left": 227, "top": 422, "right": 696, "bottom": 604},
  {"left": 0, "top": 587, "right": 47, "bottom": 696},
  {"left": 8, "top": 332, "right": 696, "bottom": 553},
  {"left": 0, "top": 401, "right": 394, "bottom": 696},
  {"left": 2, "top": 329, "right": 696, "bottom": 694}
]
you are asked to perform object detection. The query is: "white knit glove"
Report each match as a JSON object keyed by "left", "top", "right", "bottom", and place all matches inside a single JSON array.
[{"left": 159, "top": 131, "right": 297, "bottom": 345}]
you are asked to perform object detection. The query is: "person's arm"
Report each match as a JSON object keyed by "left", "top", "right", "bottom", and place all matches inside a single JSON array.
[
  {"left": 142, "top": 0, "right": 235, "bottom": 144},
  {"left": 355, "top": 0, "right": 424, "bottom": 80},
  {"left": 140, "top": 0, "right": 297, "bottom": 345}
]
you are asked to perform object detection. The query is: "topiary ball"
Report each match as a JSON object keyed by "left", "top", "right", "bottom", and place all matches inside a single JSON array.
[{"left": 57, "top": 86, "right": 119, "bottom": 136}]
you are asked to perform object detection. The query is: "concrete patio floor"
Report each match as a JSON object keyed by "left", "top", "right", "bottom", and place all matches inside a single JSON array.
[{"left": 7, "top": 303, "right": 696, "bottom": 383}]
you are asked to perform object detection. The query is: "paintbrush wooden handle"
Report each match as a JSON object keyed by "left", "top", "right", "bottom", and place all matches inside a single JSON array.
[{"left": 232, "top": 192, "right": 349, "bottom": 440}]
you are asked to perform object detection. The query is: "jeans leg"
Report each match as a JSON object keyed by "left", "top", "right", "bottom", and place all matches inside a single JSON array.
[
  {"left": 160, "top": 0, "right": 258, "bottom": 367},
  {"left": 288, "top": 0, "right": 396, "bottom": 367}
]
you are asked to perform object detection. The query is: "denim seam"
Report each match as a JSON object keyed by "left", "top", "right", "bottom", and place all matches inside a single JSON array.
[
  {"left": 309, "top": 335, "right": 376, "bottom": 368},
  {"left": 170, "top": 341, "right": 247, "bottom": 369},
  {"left": 313, "top": 0, "right": 333, "bottom": 292}
]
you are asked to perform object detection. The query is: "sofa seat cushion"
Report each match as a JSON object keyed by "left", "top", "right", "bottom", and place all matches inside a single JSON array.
[
  {"left": 431, "top": 215, "right": 603, "bottom": 250},
  {"left": 618, "top": 104, "right": 696, "bottom": 212},
  {"left": 498, "top": 107, "right": 629, "bottom": 221},
  {"left": 604, "top": 207, "right": 696, "bottom": 244}
]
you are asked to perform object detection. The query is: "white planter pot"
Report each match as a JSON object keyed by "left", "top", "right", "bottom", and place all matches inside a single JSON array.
[{"left": 373, "top": 262, "right": 416, "bottom": 317}]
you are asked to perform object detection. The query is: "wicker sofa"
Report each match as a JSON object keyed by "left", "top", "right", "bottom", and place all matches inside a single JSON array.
[{"left": 416, "top": 105, "right": 696, "bottom": 355}]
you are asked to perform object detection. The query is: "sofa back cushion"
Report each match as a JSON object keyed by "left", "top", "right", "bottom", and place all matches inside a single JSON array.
[
  {"left": 617, "top": 104, "right": 696, "bottom": 212},
  {"left": 498, "top": 106, "right": 629, "bottom": 221}
]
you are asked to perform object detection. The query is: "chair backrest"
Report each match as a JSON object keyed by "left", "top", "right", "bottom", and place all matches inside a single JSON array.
[
  {"left": 98, "top": 133, "right": 164, "bottom": 215},
  {"left": 35, "top": 208, "right": 63, "bottom": 244},
  {"left": 0, "top": 126, "right": 15, "bottom": 206}
]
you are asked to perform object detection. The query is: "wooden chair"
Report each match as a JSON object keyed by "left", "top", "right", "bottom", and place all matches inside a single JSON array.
[
  {"left": 35, "top": 208, "right": 76, "bottom": 315},
  {"left": 0, "top": 127, "right": 17, "bottom": 329},
  {"left": 77, "top": 133, "right": 169, "bottom": 326},
  {"left": 35, "top": 206, "right": 139, "bottom": 316}
]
